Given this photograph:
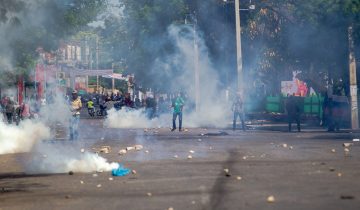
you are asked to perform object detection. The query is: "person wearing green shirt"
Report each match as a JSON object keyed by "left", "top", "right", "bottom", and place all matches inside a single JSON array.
[{"left": 171, "top": 93, "right": 185, "bottom": 132}]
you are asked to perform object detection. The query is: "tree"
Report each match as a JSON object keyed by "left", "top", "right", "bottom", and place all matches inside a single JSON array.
[{"left": 0, "top": 0, "right": 105, "bottom": 85}]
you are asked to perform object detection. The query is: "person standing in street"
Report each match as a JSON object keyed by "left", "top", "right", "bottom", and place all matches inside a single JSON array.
[
  {"left": 69, "top": 90, "right": 82, "bottom": 140},
  {"left": 5, "top": 97, "right": 15, "bottom": 124},
  {"left": 171, "top": 92, "right": 185, "bottom": 132},
  {"left": 232, "top": 94, "right": 246, "bottom": 131},
  {"left": 286, "top": 95, "right": 301, "bottom": 132}
]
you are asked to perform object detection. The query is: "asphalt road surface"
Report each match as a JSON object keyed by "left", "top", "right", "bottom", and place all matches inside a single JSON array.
[{"left": 1, "top": 119, "right": 360, "bottom": 210}]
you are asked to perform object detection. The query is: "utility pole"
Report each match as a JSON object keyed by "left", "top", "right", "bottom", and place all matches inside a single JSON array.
[
  {"left": 193, "top": 16, "right": 200, "bottom": 113},
  {"left": 348, "top": 25, "right": 359, "bottom": 129},
  {"left": 235, "top": 0, "right": 243, "bottom": 93}
]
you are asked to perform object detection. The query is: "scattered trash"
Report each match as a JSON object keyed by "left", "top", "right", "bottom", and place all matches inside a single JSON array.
[
  {"left": 289, "top": 146, "right": 293, "bottom": 150},
  {"left": 204, "top": 131, "right": 229, "bottom": 136},
  {"left": 267, "top": 195, "right": 275, "bottom": 203},
  {"left": 43, "top": 154, "right": 47, "bottom": 158},
  {"left": 184, "top": 129, "right": 189, "bottom": 132},
  {"left": 100, "top": 146, "right": 111, "bottom": 154},
  {"left": 96, "top": 184, "right": 102, "bottom": 188},
  {"left": 353, "top": 139, "right": 360, "bottom": 142},
  {"left": 198, "top": 139, "right": 202, "bottom": 142},
  {"left": 132, "top": 170, "right": 137, "bottom": 175},
  {"left": 92, "top": 174, "right": 98, "bottom": 177},
  {"left": 242, "top": 156, "right": 247, "bottom": 160},
  {"left": 200, "top": 133, "right": 205, "bottom": 136},
  {"left": 147, "top": 192, "right": 152, "bottom": 197},
  {"left": 126, "top": 146, "right": 135, "bottom": 151},
  {"left": 112, "top": 164, "right": 131, "bottom": 177},
  {"left": 329, "top": 167, "right": 335, "bottom": 172},
  {"left": 187, "top": 155, "right": 193, "bottom": 159},
  {"left": 168, "top": 207, "right": 174, "bottom": 210},
  {"left": 343, "top": 143, "right": 353, "bottom": 147},
  {"left": 340, "top": 195, "right": 354, "bottom": 200},
  {"left": 189, "top": 150, "right": 195, "bottom": 154},
  {"left": 119, "top": 149, "right": 127, "bottom": 155},
  {"left": 101, "top": 137, "right": 104, "bottom": 140},
  {"left": 65, "top": 195, "right": 71, "bottom": 199},
  {"left": 282, "top": 144, "right": 288, "bottom": 148},
  {"left": 191, "top": 201, "right": 196, "bottom": 204},
  {"left": 108, "top": 177, "right": 114, "bottom": 181},
  {"left": 209, "top": 147, "right": 213, "bottom": 150},
  {"left": 68, "top": 171, "right": 74, "bottom": 175},
  {"left": 344, "top": 148, "right": 350, "bottom": 153},
  {"left": 224, "top": 168, "right": 231, "bottom": 177},
  {"left": 337, "top": 173, "right": 342, "bottom": 177},
  {"left": 236, "top": 176, "right": 242, "bottom": 180},
  {"left": 80, "top": 148, "right": 85, "bottom": 153},
  {"left": 135, "top": 145, "right": 143, "bottom": 151},
  {"left": 331, "top": 149, "right": 336, "bottom": 153},
  {"left": 145, "top": 150, "right": 149, "bottom": 153},
  {"left": 174, "top": 155, "right": 179, "bottom": 159},
  {"left": 80, "top": 180, "right": 84, "bottom": 184}
]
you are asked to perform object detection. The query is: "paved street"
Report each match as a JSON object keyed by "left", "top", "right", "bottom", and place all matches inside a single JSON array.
[{"left": 1, "top": 119, "right": 360, "bottom": 210}]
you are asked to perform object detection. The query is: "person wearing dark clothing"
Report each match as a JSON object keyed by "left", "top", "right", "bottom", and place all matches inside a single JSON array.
[
  {"left": 5, "top": 97, "right": 15, "bottom": 124},
  {"left": 286, "top": 95, "right": 301, "bottom": 132},
  {"left": 232, "top": 95, "right": 246, "bottom": 131}
]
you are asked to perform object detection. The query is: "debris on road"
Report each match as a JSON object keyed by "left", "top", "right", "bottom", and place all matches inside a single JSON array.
[
  {"left": 132, "top": 170, "right": 137, "bottom": 175},
  {"left": 352, "top": 138, "right": 359, "bottom": 142},
  {"left": 118, "top": 149, "right": 127, "bottom": 155},
  {"left": 329, "top": 167, "right": 335, "bottom": 172},
  {"left": 189, "top": 150, "right": 195, "bottom": 154},
  {"left": 187, "top": 155, "right": 193, "bottom": 159},
  {"left": 282, "top": 144, "right": 288, "bottom": 148},
  {"left": 147, "top": 192, "right": 152, "bottom": 197},
  {"left": 267, "top": 195, "right": 275, "bottom": 203},
  {"left": 337, "top": 173, "right": 342, "bottom": 177},
  {"left": 340, "top": 195, "right": 354, "bottom": 200},
  {"left": 112, "top": 164, "right": 131, "bottom": 177},
  {"left": 168, "top": 207, "right": 174, "bottom": 210},
  {"left": 126, "top": 146, "right": 135, "bottom": 151},
  {"left": 135, "top": 145, "right": 143, "bottom": 151},
  {"left": 174, "top": 155, "right": 179, "bottom": 159},
  {"left": 224, "top": 168, "right": 231, "bottom": 177},
  {"left": 109, "top": 177, "right": 114, "bottom": 181},
  {"left": 236, "top": 176, "right": 242, "bottom": 180},
  {"left": 65, "top": 195, "right": 71, "bottom": 199},
  {"left": 92, "top": 174, "right": 98, "bottom": 177},
  {"left": 68, "top": 171, "right": 74, "bottom": 175},
  {"left": 80, "top": 148, "right": 85, "bottom": 153},
  {"left": 80, "top": 180, "right": 84, "bottom": 184},
  {"left": 96, "top": 184, "right": 102, "bottom": 188},
  {"left": 331, "top": 149, "right": 336, "bottom": 153},
  {"left": 145, "top": 150, "right": 149, "bottom": 153},
  {"left": 343, "top": 143, "right": 353, "bottom": 147},
  {"left": 100, "top": 146, "right": 111, "bottom": 154}
]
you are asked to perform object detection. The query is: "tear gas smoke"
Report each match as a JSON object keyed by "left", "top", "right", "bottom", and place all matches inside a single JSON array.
[
  {"left": 105, "top": 108, "right": 170, "bottom": 128},
  {"left": 25, "top": 143, "right": 119, "bottom": 173},
  {"left": 106, "top": 24, "right": 232, "bottom": 129},
  {"left": 0, "top": 120, "right": 51, "bottom": 154}
]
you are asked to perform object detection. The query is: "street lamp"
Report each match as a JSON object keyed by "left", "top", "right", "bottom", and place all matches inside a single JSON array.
[
  {"left": 223, "top": 0, "right": 255, "bottom": 93},
  {"left": 185, "top": 13, "right": 200, "bottom": 113}
]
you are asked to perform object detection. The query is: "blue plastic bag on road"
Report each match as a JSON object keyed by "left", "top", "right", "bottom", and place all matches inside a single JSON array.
[{"left": 112, "top": 164, "right": 131, "bottom": 176}]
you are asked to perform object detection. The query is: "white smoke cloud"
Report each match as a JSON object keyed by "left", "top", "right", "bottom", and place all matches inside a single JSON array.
[
  {"left": 25, "top": 143, "right": 119, "bottom": 173},
  {"left": 105, "top": 108, "right": 171, "bottom": 129},
  {"left": 0, "top": 120, "right": 51, "bottom": 154},
  {"left": 152, "top": 24, "right": 232, "bottom": 128}
]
